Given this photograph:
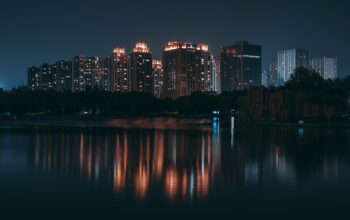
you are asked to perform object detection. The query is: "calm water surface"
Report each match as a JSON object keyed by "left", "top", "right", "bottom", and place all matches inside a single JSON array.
[{"left": 1, "top": 118, "right": 350, "bottom": 219}]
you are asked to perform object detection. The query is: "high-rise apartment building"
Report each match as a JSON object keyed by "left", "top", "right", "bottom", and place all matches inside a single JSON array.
[
  {"left": 56, "top": 60, "right": 72, "bottom": 91},
  {"left": 152, "top": 59, "right": 163, "bottom": 98},
  {"left": 130, "top": 42, "right": 153, "bottom": 93},
  {"left": 220, "top": 41, "right": 262, "bottom": 91},
  {"left": 262, "top": 70, "right": 269, "bottom": 87},
  {"left": 72, "top": 56, "right": 102, "bottom": 91},
  {"left": 277, "top": 49, "right": 309, "bottom": 85},
  {"left": 162, "top": 42, "right": 214, "bottom": 98},
  {"left": 110, "top": 48, "right": 129, "bottom": 92},
  {"left": 28, "top": 66, "right": 41, "bottom": 90},
  {"left": 212, "top": 56, "right": 220, "bottom": 93},
  {"left": 39, "top": 63, "right": 57, "bottom": 91},
  {"left": 98, "top": 58, "right": 110, "bottom": 91},
  {"left": 269, "top": 62, "right": 278, "bottom": 87},
  {"left": 310, "top": 57, "right": 337, "bottom": 80},
  {"left": 72, "top": 56, "right": 86, "bottom": 92}
]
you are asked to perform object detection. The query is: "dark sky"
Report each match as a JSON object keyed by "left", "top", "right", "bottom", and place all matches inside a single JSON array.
[{"left": 0, "top": 0, "right": 349, "bottom": 89}]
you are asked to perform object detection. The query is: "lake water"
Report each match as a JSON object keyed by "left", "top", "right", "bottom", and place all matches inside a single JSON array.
[{"left": 1, "top": 118, "right": 350, "bottom": 219}]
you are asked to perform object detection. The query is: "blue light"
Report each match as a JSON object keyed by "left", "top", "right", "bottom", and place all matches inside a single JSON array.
[
  {"left": 298, "top": 128, "right": 304, "bottom": 138},
  {"left": 212, "top": 110, "right": 220, "bottom": 115}
]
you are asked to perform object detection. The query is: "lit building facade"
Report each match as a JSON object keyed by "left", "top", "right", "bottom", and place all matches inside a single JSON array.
[
  {"left": 39, "top": 63, "right": 57, "bottom": 91},
  {"left": 99, "top": 58, "right": 110, "bottom": 91},
  {"left": 56, "top": 60, "right": 72, "bottom": 91},
  {"left": 72, "top": 56, "right": 103, "bottom": 91},
  {"left": 130, "top": 42, "right": 153, "bottom": 93},
  {"left": 28, "top": 62, "right": 71, "bottom": 91},
  {"left": 110, "top": 48, "right": 129, "bottom": 92},
  {"left": 262, "top": 70, "right": 269, "bottom": 87},
  {"left": 85, "top": 57, "right": 102, "bottom": 89},
  {"left": 269, "top": 62, "right": 278, "bottom": 87},
  {"left": 212, "top": 56, "right": 220, "bottom": 93},
  {"left": 162, "top": 41, "right": 214, "bottom": 98},
  {"left": 220, "top": 41, "right": 262, "bottom": 91},
  {"left": 72, "top": 56, "right": 86, "bottom": 92},
  {"left": 277, "top": 49, "right": 309, "bottom": 85},
  {"left": 152, "top": 59, "right": 163, "bottom": 98},
  {"left": 28, "top": 66, "right": 41, "bottom": 90},
  {"left": 310, "top": 57, "right": 337, "bottom": 80}
]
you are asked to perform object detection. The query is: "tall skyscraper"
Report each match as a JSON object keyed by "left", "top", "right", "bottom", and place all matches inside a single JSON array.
[
  {"left": 130, "top": 42, "right": 153, "bottom": 93},
  {"left": 310, "top": 57, "right": 337, "bottom": 80},
  {"left": 110, "top": 48, "right": 129, "bottom": 92},
  {"left": 162, "top": 41, "right": 214, "bottom": 98},
  {"left": 277, "top": 49, "right": 309, "bottom": 85},
  {"left": 220, "top": 41, "right": 262, "bottom": 91},
  {"left": 152, "top": 59, "right": 163, "bottom": 98},
  {"left": 269, "top": 62, "right": 278, "bottom": 87}
]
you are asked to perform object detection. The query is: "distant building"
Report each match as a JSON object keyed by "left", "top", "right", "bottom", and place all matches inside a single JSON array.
[
  {"left": 99, "top": 58, "right": 110, "bottom": 91},
  {"left": 72, "top": 56, "right": 86, "bottom": 92},
  {"left": 110, "top": 48, "right": 129, "bottom": 92},
  {"left": 152, "top": 59, "right": 163, "bottom": 98},
  {"left": 28, "top": 66, "right": 41, "bottom": 90},
  {"left": 72, "top": 56, "right": 102, "bottom": 91},
  {"left": 28, "top": 61, "right": 72, "bottom": 91},
  {"left": 277, "top": 49, "right": 309, "bottom": 85},
  {"left": 262, "top": 70, "right": 269, "bottom": 87},
  {"left": 39, "top": 63, "right": 56, "bottom": 91},
  {"left": 162, "top": 41, "right": 214, "bottom": 98},
  {"left": 310, "top": 57, "right": 337, "bottom": 80},
  {"left": 212, "top": 56, "right": 220, "bottom": 93},
  {"left": 85, "top": 57, "right": 102, "bottom": 89},
  {"left": 55, "top": 60, "right": 72, "bottom": 91},
  {"left": 269, "top": 62, "right": 278, "bottom": 87},
  {"left": 130, "top": 42, "right": 153, "bottom": 93},
  {"left": 220, "top": 41, "right": 262, "bottom": 91}
]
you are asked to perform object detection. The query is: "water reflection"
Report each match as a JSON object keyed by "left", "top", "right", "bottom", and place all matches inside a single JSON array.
[{"left": 27, "top": 123, "right": 350, "bottom": 201}]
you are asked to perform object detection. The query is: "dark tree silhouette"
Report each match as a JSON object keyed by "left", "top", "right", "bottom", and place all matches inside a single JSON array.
[
  {"left": 0, "top": 69, "right": 349, "bottom": 120},
  {"left": 285, "top": 67, "right": 325, "bottom": 91}
]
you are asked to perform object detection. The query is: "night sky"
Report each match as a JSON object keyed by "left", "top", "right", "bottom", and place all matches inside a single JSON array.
[{"left": 0, "top": 0, "right": 349, "bottom": 89}]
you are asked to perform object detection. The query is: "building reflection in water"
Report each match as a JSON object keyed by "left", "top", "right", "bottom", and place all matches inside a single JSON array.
[
  {"left": 231, "top": 117, "right": 234, "bottom": 148},
  {"left": 114, "top": 132, "right": 128, "bottom": 192},
  {"left": 31, "top": 124, "right": 350, "bottom": 201},
  {"left": 134, "top": 132, "right": 150, "bottom": 199}
]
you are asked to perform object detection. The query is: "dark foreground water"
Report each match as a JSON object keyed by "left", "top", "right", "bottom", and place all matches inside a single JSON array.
[{"left": 1, "top": 119, "right": 350, "bottom": 219}]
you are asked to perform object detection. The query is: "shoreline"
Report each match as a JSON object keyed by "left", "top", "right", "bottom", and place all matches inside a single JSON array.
[
  {"left": 1, "top": 116, "right": 350, "bottom": 129},
  {"left": 0, "top": 117, "right": 214, "bottom": 131},
  {"left": 254, "top": 120, "right": 350, "bottom": 128}
]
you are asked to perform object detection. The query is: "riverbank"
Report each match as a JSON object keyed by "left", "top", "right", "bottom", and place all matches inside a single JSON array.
[
  {"left": 0, "top": 117, "right": 216, "bottom": 131},
  {"left": 250, "top": 119, "right": 350, "bottom": 128},
  {"left": 2, "top": 115, "right": 350, "bottom": 129}
]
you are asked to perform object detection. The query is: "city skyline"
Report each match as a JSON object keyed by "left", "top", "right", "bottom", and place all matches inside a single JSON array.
[
  {"left": 26, "top": 40, "right": 339, "bottom": 96},
  {"left": 1, "top": 0, "right": 349, "bottom": 90},
  {"left": 27, "top": 41, "right": 219, "bottom": 96}
]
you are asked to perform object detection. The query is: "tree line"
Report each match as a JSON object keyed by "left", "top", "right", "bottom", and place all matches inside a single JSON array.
[{"left": 0, "top": 67, "right": 349, "bottom": 119}]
